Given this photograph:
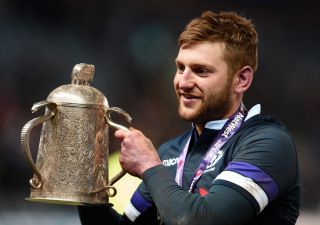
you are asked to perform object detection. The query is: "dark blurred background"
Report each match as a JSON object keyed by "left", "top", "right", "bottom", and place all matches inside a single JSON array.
[{"left": 0, "top": 0, "right": 319, "bottom": 224}]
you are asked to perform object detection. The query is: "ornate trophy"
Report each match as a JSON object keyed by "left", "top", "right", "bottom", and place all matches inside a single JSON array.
[{"left": 21, "top": 63, "right": 129, "bottom": 205}]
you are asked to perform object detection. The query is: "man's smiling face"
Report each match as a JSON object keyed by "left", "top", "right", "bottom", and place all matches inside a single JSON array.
[{"left": 174, "top": 42, "right": 235, "bottom": 125}]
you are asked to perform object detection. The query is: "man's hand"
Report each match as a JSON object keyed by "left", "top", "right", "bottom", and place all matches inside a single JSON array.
[{"left": 114, "top": 128, "right": 162, "bottom": 178}]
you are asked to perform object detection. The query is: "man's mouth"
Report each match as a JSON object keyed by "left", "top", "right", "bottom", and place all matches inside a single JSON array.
[
  {"left": 178, "top": 92, "right": 202, "bottom": 105},
  {"left": 179, "top": 92, "right": 201, "bottom": 99},
  {"left": 182, "top": 94, "right": 200, "bottom": 100}
]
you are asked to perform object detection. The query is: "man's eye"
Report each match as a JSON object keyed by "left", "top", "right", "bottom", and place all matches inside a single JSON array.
[
  {"left": 176, "top": 65, "right": 185, "bottom": 73},
  {"left": 194, "top": 67, "right": 209, "bottom": 75}
]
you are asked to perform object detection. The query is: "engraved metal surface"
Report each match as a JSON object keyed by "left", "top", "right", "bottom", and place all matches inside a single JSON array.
[
  {"left": 47, "top": 84, "right": 109, "bottom": 109},
  {"left": 21, "top": 63, "right": 133, "bottom": 205},
  {"left": 28, "top": 105, "right": 110, "bottom": 205}
]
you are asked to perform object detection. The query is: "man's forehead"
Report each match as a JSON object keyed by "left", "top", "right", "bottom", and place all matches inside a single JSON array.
[{"left": 175, "top": 42, "right": 226, "bottom": 64}]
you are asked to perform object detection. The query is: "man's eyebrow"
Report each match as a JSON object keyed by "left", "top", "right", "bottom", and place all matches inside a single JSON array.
[
  {"left": 175, "top": 59, "right": 216, "bottom": 71},
  {"left": 190, "top": 62, "right": 215, "bottom": 70},
  {"left": 175, "top": 59, "right": 209, "bottom": 67},
  {"left": 190, "top": 63, "right": 208, "bottom": 67}
]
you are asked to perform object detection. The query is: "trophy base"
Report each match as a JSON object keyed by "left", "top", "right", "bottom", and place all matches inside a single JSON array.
[{"left": 25, "top": 197, "right": 106, "bottom": 206}]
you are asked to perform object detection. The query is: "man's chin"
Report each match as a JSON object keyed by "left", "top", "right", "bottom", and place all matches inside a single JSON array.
[
  {"left": 178, "top": 110, "right": 199, "bottom": 122},
  {"left": 180, "top": 116, "right": 194, "bottom": 122}
]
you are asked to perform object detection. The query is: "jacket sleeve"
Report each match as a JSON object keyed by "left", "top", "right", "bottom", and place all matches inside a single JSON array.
[
  {"left": 143, "top": 165, "right": 255, "bottom": 225},
  {"left": 142, "top": 126, "right": 298, "bottom": 225},
  {"left": 78, "top": 182, "right": 158, "bottom": 225}
]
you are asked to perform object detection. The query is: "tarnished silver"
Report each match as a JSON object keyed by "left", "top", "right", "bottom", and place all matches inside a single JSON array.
[{"left": 21, "top": 63, "right": 130, "bottom": 205}]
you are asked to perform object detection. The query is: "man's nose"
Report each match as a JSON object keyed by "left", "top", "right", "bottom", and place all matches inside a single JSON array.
[{"left": 178, "top": 69, "right": 195, "bottom": 89}]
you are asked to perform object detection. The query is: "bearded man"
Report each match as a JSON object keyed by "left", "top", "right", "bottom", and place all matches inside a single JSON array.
[{"left": 79, "top": 10, "right": 301, "bottom": 225}]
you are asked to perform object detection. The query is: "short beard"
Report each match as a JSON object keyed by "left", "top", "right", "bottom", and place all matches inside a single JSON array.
[
  {"left": 193, "top": 93, "right": 232, "bottom": 124},
  {"left": 177, "top": 80, "right": 233, "bottom": 125}
]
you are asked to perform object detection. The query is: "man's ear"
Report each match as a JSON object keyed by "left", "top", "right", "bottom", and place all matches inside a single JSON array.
[{"left": 233, "top": 66, "right": 253, "bottom": 94}]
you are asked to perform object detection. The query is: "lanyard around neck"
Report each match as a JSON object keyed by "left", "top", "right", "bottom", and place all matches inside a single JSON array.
[{"left": 175, "top": 107, "right": 247, "bottom": 193}]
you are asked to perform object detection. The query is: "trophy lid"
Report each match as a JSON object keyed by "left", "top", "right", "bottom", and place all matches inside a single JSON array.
[{"left": 47, "top": 63, "right": 109, "bottom": 110}]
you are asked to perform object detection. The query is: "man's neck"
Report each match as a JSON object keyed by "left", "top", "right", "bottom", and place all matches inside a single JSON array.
[
  {"left": 194, "top": 124, "right": 205, "bottom": 136},
  {"left": 194, "top": 104, "right": 261, "bottom": 135},
  {"left": 194, "top": 103, "right": 243, "bottom": 135}
]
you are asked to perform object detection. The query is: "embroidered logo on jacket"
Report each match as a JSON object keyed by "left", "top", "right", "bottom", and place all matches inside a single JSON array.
[
  {"left": 162, "top": 157, "right": 179, "bottom": 167},
  {"left": 203, "top": 150, "right": 224, "bottom": 173}
]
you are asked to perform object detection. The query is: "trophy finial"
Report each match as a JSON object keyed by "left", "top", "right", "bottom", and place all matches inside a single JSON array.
[{"left": 71, "top": 63, "right": 95, "bottom": 85}]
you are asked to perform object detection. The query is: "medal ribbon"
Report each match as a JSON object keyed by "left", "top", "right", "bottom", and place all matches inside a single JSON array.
[{"left": 175, "top": 106, "right": 247, "bottom": 193}]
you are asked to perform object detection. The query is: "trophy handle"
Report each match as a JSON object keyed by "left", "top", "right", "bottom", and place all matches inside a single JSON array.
[
  {"left": 21, "top": 101, "right": 57, "bottom": 189},
  {"left": 105, "top": 107, "right": 132, "bottom": 197},
  {"left": 105, "top": 107, "right": 132, "bottom": 131}
]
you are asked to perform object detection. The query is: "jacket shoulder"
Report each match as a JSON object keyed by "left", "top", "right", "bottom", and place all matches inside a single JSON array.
[{"left": 157, "top": 130, "right": 191, "bottom": 157}]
